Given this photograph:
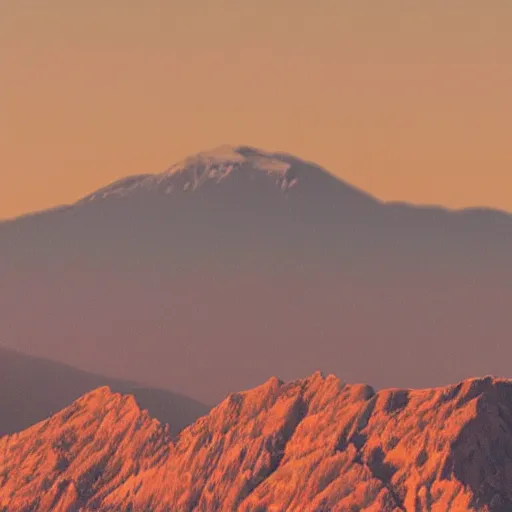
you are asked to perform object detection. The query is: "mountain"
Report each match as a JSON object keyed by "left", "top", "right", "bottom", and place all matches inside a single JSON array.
[
  {"left": 0, "top": 346, "right": 208, "bottom": 436},
  {"left": 1, "top": 145, "right": 511, "bottom": 401},
  {"left": 1, "top": 373, "right": 512, "bottom": 511}
]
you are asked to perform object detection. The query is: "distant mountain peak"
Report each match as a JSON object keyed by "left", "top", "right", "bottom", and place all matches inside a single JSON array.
[
  {"left": 167, "top": 144, "right": 288, "bottom": 171},
  {"left": 160, "top": 144, "right": 296, "bottom": 188},
  {"left": 77, "top": 145, "right": 341, "bottom": 205}
]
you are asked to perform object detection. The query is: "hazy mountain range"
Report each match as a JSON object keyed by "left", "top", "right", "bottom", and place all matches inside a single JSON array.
[
  {"left": 1, "top": 373, "right": 511, "bottom": 511},
  {"left": 1, "top": 145, "right": 511, "bottom": 402},
  {"left": 0, "top": 346, "right": 208, "bottom": 436}
]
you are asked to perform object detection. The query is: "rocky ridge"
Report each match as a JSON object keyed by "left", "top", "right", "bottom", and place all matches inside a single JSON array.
[{"left": 1, "top": 373, "right": 512, "bottom": 511}]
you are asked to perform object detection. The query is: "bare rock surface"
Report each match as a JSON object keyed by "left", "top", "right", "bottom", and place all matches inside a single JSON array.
[{"left": 1, "top": 373, "right": 512, "bottom": 511}]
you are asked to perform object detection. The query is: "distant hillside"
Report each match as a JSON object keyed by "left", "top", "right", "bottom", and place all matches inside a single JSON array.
[
  {"left": 0, "top": 346, "right": 209, "bottom": 436},
  {"left": 1, "top": 145, "right": 511, "bottom": 401}
]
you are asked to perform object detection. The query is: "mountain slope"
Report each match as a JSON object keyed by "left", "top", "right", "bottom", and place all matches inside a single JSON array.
[
  {"left": 0, "top": 346, "right": 209, "bottom": 436},
  {"left": 1, "top": 373, "right": 512, "bottom": 511},
  {"left": 1, "top": 145, "right": 511, "bottom": 401}
]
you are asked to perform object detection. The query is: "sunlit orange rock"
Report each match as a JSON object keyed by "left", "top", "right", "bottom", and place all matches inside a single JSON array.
[{"left": 1, "top": 374, "right": 512, "bottom": 511}]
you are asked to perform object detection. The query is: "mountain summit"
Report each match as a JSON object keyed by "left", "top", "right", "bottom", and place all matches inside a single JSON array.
[{"left": 78, "top": 145, "right": 377, "bottom": 206}]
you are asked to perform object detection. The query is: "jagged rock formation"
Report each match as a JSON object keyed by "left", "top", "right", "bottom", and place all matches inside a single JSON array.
[{"left": 1, "top": 373, "right": 512, "bottom": 511}]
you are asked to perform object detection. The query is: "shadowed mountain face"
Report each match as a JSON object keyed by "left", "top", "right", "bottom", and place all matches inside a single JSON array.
[
  {"left": 2, "top": 373, "right": 512, "bottom": 511},
  {"left": 0, "top": 346, "right": 208, "bottom": 436},
  {"left": 1, "top": 145, "right": 511, "bottom": 402}
]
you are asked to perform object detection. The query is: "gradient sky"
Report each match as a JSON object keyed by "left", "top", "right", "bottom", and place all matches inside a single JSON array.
[{"left": 1, "top": 1, "right": 511, "bottom": 219}]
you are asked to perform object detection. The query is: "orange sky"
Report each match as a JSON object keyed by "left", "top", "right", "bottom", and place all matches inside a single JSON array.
[{"left": 1, "top": 1, "right": 511, "bottom": 219}]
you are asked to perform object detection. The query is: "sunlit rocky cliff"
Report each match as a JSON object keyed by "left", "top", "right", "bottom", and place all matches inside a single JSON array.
[{"left": 1, "top": 372, "right": 511, "bottom": 511}]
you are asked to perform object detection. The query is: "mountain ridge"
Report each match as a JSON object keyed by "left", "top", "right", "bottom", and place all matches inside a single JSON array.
[{"left": 1, "top": 372, "right": 512, "bottom": 511}]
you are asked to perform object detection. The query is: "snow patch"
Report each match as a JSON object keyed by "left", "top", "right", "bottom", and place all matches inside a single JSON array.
[{"left": 77, "top": 146, "right": 300, "bottom": 204}]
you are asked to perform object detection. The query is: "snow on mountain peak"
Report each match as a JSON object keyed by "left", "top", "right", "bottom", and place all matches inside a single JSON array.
[
  {"left": 162, "top": 145, "right": 292, "bottom": 179},
  {"left": 79, "top": 145, "right": 298, "bottom": 204}
]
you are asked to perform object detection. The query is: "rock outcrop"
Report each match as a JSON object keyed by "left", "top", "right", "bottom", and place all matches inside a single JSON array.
[{"left": 1, "top": 373, "right": 512, "bottom": 511}]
